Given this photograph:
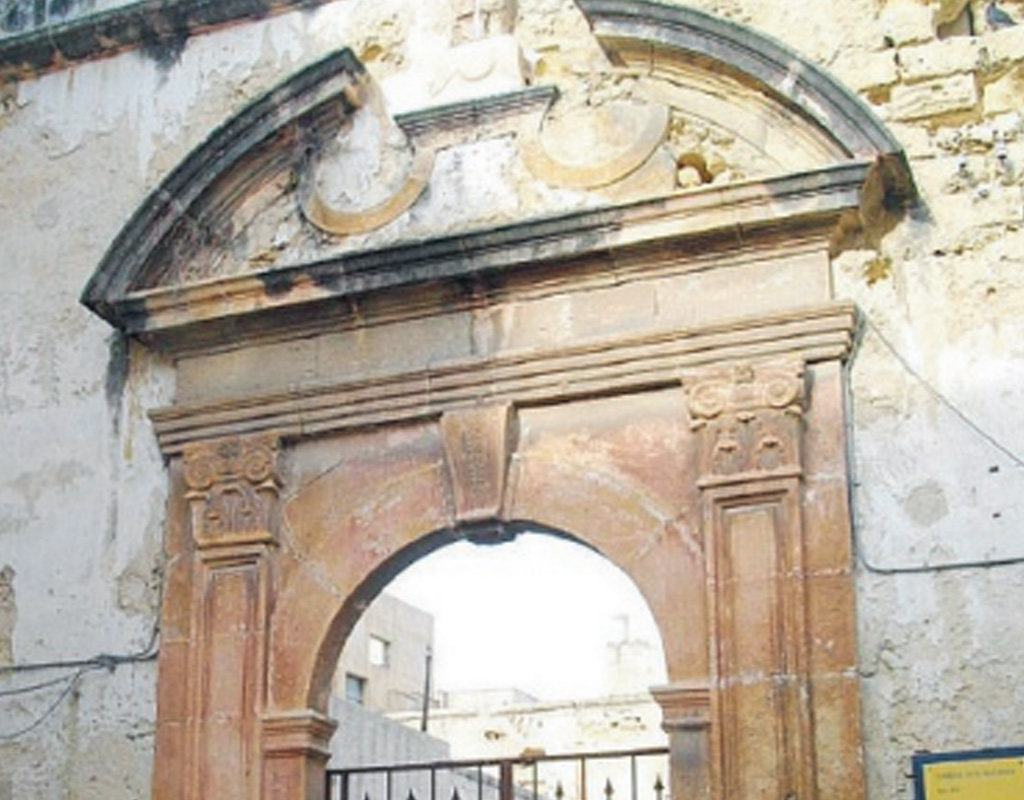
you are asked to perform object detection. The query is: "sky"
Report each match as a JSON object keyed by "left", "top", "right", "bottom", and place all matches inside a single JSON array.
[{"left": 384, "top": 532, "right": 664, "bottom": 702}]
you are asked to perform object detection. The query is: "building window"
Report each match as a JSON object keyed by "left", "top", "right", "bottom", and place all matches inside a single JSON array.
[
  {"left": 369, "top": 635, "right": 390, "bottom": 667},
  {"left": 345, "top": 673, "right": 366, "bottom": 705}
]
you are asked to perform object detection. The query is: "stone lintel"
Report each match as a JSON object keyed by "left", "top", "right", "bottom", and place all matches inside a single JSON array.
[{"left": 151, "top": 303, "right": 857, "bottom": 455}]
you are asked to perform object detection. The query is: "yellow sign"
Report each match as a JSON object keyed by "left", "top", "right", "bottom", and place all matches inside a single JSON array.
[{"left": 923, "top": 756, "right": 1024, "bottom": 799}]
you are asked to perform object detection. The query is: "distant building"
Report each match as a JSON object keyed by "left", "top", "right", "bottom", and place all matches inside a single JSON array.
[
  {"left": 335, "top": 593, "right": 437, "bottom": 714},
  {"left": 331, "top": 593, "right": 448, "bottom": 769}
]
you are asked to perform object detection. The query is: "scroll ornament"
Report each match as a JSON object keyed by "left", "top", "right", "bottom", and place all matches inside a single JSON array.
[
  {"left": 183, "top": 434, "right": 281, "bottom": 547},
  {"left": 684, "top": 360, "right": 806, "bottom": 479}
]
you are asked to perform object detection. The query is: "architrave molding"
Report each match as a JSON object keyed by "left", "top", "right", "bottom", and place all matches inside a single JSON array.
[{"left": 150, "top": 303, "right": 857, "bottom": 454}]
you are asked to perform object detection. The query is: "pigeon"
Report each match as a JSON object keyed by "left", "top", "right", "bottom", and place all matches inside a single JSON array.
[{"left": 985, "top": 0, "right": 1017, "bottom": 29}]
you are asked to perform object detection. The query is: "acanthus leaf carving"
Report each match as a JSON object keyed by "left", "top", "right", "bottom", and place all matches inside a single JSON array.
[
  {"left": 183, "top": 433, "right": 282, "bottom": 550},
  {"left": 684, "top": 359, "right": 806, "bottom": 483}
]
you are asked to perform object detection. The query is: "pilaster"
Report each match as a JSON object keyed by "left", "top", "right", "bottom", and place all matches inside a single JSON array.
[
  {"left": 684, "top": 359, "right": 816, "bottom": 800},
  {"left": 181, "top": 433, "right": 283, "bottom": 800}
]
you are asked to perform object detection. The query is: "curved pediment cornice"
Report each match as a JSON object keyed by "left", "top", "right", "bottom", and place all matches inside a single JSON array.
[
  {"left": 82, "top": 1, "right": 913, "bottom": 349},
  {"left": 577, "top": 0, "right": 903, "bottom": 160}
]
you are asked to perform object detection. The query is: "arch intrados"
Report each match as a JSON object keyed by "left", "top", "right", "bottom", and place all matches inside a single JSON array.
[{"left": 308, "top": 520, "right": 664, "bottom": 714}]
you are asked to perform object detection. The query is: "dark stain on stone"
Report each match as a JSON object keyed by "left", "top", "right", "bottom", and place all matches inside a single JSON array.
[
  {"left": 1, "top": 2, "right": 29, "bottom": 32},
  {"left": 48, "top": 0, "right": 95, "bottom": 23},
  {"left": 138, "top": 8, "right": 191, "bottom": 71},
  {"left": 260, "top": 270, "right": 296, "bottom": 297},
  {"left": 105, "top": 330, "right": 130, "bottom": 420},
  {"left": 1, "top": 0, "right": 337, "bottom": 80}
]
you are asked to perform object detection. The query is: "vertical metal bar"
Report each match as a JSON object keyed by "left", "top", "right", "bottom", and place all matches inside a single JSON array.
[
  {"left": 477, "top": 765, "right": 484, "bottom": 800},
  {"left": 387, "top": 769, "right": 393, "bottom": 800},
  {"left": 421, "top": 647, "right": 433, "bottom": 732},
  {"left": 532, "top": 761, "right": 539, "bottom": 800},
  {"left": 499, "top": 761, "right": 513, "bottom": 800},
  {"left": 580, "top": 757, "right": 588, "bottom": 800},
  {"left": 431, "top": 767, "right": 437, "bottom": 800},
  {"left": 630, "top": 755, "right": 637, "bottom": 800}
]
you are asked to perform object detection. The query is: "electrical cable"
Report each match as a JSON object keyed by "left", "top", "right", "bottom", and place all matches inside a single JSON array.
[
  {"left": 0, "top": 671, "right": 82, "bottom": 698},
  {"left": 0, "top": 616, "right": 160, "bottom": 677},
  {"left": 845, "top": 314, "right": 1024, "bottom": 575},
  {"left": 0, "top": 622, "right": 159, "bottom": 742},
  {"left": 0, "top": 667, "right": 94, "bottom": 742},
  {"left": 864, "top": 318, "right": 1024, "bottom": 469}
]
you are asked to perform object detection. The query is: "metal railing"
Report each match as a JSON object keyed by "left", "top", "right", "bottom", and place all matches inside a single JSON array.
[{"left": 327, "top": 747, "right": 670, "bottom": 800}]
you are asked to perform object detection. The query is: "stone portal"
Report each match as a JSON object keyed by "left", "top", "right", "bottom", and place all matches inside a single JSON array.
[{"left": 83, "top": 3, "right": 913, "bottom": 798}]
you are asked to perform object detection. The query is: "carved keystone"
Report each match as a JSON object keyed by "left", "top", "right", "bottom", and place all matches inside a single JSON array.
[
  {"left": 183, "top": 433, "right": 281, "bottom": 551},
  {"left": 684, "top": 359, "right": 806, "bottom": 484},
  {"left": 440, "top": 404, "right": 516, "bottom": 524}
]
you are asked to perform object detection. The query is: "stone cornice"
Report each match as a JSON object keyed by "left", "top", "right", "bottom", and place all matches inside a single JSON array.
[
  {"left": 80, "top": 48, "right": 368, "bottom": 326},
  {"left": 0, "top": 0, "right": 329, "bottom": 80},
  {"left": 150, "top": 302, "right": 858, "bottom": 454},
  {"left": 116, "top": 161, "right": 872, "bottom": 349}
]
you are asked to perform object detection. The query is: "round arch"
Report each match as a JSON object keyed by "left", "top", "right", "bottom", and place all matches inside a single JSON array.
[{"left": 269, "top": 424, "right": 702, "bottom": 718}]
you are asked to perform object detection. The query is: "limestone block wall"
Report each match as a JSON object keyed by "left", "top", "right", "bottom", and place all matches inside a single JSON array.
[{"left": 0, "top": 1, "right": 1023, "bottom": 799}]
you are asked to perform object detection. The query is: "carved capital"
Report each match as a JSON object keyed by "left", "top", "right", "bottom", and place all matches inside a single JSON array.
[
  {"left": 684, "top": 359, "right": 806, "bottom": 483},
  {"left": 651, "top": 682, "right": 712, "bottom": 731},
  {"left": 440, "top": 404, "right": 517, "bottom": 525},
  {"left": 183, "top": 433, "right": 282, "bottom": 550},
  {"left": 263, "top": 711, "right": 337, "bottom": 761}
]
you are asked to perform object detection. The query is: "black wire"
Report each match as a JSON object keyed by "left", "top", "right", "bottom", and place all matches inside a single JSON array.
[
  {"left": 0, "top": 619, "right": 160, "bottom": 677},
  {"left": 0, "top": 671, "right": 80, "bottom": 698},
  {"left": 0, "top": 667, "right": 94, "bottom": 742},
  {"left": 846, "top": 315, "right": 1024, "bottom": 575},
  {"left": 865, "top": 318, "right": 1024, "bottom": 469},
  {"left": 0, "top": 622, "right": 159, "bottom": 741}
]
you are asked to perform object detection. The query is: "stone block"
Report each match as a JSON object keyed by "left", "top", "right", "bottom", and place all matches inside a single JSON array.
[
  {"left": 889, "top": 73, "right": 979, "bottom": 121},
  {"left": 880, "top": 0, "right": 936, "bottom": 45},
  {"left": 981, "top": 19, "right": 1024, "bottom": 69},
  {"left": 983, "top": 66, "right": 1024, "bottom": 116},
  {"left": 568, "top": 281, "right": 658, "bottom": 341},
  {"left": 810, "top": 676, "right": 867, "bottom": 800},
  {"left": 897, "top": 36, "right": 984, "bottom": 82},
  {"left": 806, "top": 573, "right": 859, "bottom": 674},
  {"left": 802, "top": 477, "right": 855, "bottom": 574},
  {"left": 832, "top": 48, "right": 899, "bottom": 92},
  {"left": 884, "top": 121, "right": 936, "bottom": 158}
]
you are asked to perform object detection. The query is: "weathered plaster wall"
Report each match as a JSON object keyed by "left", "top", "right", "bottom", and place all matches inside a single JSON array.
[
  {"left": 0, "top": 6, "right": 377, "bottom": 798},
  {"left": 1, "top": 0, "right": 1023, "bottom": 798}
]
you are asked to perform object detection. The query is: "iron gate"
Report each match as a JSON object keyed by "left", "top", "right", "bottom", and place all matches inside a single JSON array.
[{"left": 326, "top": 747, "right": 670, "bottom": 800}]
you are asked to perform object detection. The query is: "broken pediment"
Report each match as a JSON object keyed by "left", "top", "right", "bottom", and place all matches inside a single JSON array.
[{"left": 82, "top": 0, "right": 914, "bottom": 348}]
